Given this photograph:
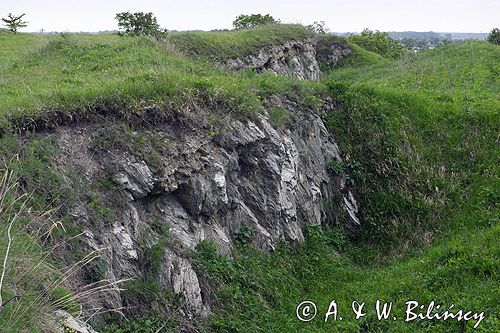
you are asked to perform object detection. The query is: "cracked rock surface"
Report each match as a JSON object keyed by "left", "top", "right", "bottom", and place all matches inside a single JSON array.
[
  {"left": 221, "top": 38, "right": 351, "bottom": 80},
  {"left": 52, "top": 96, "right": 360, "bottom": 320}
]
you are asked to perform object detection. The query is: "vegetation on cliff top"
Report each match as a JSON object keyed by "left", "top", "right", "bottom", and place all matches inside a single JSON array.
[
  {"left": 0, "top": 26, "right": 326, "bottom": 131},
  {"left": 0, "top": 24, "right": 386, "bottom": 131},
  {"left": 169, "top": 24, "right": 314, "bottom": 61}
]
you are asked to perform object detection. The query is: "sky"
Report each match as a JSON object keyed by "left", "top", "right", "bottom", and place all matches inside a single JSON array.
[{"left": 0, "top": 0, "right": 498, "bottom": 33}]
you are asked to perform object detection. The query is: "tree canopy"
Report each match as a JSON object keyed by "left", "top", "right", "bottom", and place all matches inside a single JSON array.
[
  {"left": 487, "top": 28, "right": 500, "bottom": 45},
  {"left": 232, "top": 14, "right": 279, "bottom": 30},
  {"left": 115, "top": 12, "right": 166, "bottom": 38},
  {"left": 349, "top": 28, "right": 405, "bottom": 59}
]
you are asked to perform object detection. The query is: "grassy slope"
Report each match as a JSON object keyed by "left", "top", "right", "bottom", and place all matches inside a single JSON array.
[
  {"left": 185, "top": 42, "right": 499, "bottom": 332},
  {"left": 168, "top": 24, "right": 314, "bottom": 61},
  {"left": 0, "top": 26, "right": 380, "bottom": 129},
  {"left": 0, "top": 28, "right": 498, "bottom": 332},
  {"left": 0, "top": 29, "right": 327, "bottom": 130},
  {"left": 337, "top": 39, "right": 388, "bottom": 68},
  {"left": 328, "top": 41, "right": 499, "bottom": 113},
  {"left": 326, "top": 41, "right": 499, "bottom": 253}
]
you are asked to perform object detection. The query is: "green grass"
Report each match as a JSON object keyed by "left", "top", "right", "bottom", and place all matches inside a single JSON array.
[
  {"left": 0, "top": 29, "right": 327, "bottom": 131},
  {"left": 327, "top": 41, "right": 500, "bottom": 113},
  {"left": 323, "top": 41, "right": 499, "bottom": 258},
  {"left": 190, "top": 222, "right": 498, "bottom": 332},
  {"left": 0, "top": 29, "right": 42, "bottom": 64},
  {"left": 168, "top": 24, "right": 314, "bottom": 61},
  {"left": 0, "top": 26, "right": 383, "bottom": 130},
  {"left": 338, "top": 40, "right": 388, "bottom": 68}
]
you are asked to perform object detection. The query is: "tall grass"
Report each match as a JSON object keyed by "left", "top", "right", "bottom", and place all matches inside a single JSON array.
[
  {"left": 0, "top": 164, "right": 129, "bottom": 331},
  {"left": 168, "top": 24, "right": 314, "bottom": 61},
  {"left": 0, "top": 31, "right": 328, "bottom": 130}
]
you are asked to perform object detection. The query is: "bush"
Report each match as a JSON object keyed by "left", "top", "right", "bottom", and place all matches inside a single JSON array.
[
  {"left": 349, "top": 28, "right": 405, "bottom": 59},
  {"left": 487, "top": 28, "right": 500, "bottom": 45},
  {"left": 115, "top": 12, "right": 166, "bottom": 38},
  {"left": 232, "top": 14, "right": 279, "bottom": 30}
]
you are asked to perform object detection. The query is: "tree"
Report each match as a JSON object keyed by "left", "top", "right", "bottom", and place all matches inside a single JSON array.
[
  {"left": 349, "top": 28, "right": 405, "bottom": 59},
  {"left": 307, "top": 21, "right": 329, "bottom": 34},
  {"left": 487, "top": 28, "right": 500, "bottom": 45},
  {"left": 115, "top": 12, "right": 166, "bottom": 38},
  {"left": 232, "top": 14, "right": 279, "bottom": 30},
  {"left": 1, "top": 13, "right": 28, "bottom": 34}
]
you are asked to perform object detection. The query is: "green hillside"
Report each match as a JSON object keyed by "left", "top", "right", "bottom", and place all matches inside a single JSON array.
[
  {"left": 328, "top": 41, "right": 499, "bottom": 113},
  {"left": 0, "top": 25, "right": 382, "bottom": 131},
  {"left": 0, "top": 26, "right": 498, "bottom": 332},
  {"left": 0, "top": 28, "right": 329, "bottom": 131},
  {"left": 176, "top": 40, "right": 499, "bottom": 333},
  {"left": 169, "top": 24, "right": 314, "bottom": 60}
]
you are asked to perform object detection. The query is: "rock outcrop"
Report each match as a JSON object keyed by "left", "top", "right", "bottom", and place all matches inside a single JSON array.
[
  {"left": 41, "top": 36, "right": 361, "bottom": 328},
  {"left": 223, "top": 40, "right": 322, "bottom": 80},
  {"left": 52, "top": 96, "right": 360, "bottom": 320},
  {"left": 51, "top": 310, "right": 100, "bottom": 333},
  {"left": 221, "top": 38, "right": 352, "bottom": 80}
]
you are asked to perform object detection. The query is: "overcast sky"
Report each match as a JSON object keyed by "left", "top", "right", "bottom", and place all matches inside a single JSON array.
[{"left": 0, "top": 0, "right": 498, "bottom": 33}]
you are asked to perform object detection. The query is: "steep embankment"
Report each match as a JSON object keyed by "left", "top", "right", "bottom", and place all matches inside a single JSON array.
[
  {"left": 0, "top": 26, "right": 364, "bottom": 332},
  {"left": 170, "top": 24, "right": 383, "bottom": 79},
  {"left": 0, "top": 27, "right": 498, "bottom": 333}
]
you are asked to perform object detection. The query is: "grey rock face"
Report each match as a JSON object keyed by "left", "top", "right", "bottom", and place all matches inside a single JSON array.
[
  {"left": 53, "top": 98, "right": 361, "bottom": 320},
  {"left": 113, "top": 160, "right": 155, "bottom": 199},
  {"left": 159, "top": 250, "right": 204, "bottom": 313},
  {"left": 53, "top": 310, "right": 100, "bottom": 333},
  {"left": 221, "top": 38, "right": 352, "bottom": 81},
  {"left": 314, "top": 38, "right": 353, "bottom": 69},
  {"left": 223, "top": 40, "right": 322, "bottom": 80}
]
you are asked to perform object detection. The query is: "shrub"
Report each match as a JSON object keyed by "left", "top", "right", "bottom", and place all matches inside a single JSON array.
[
  {"left": 1, "top": 13, "right": 28, "bottom": 34},
  {"left": 232, "top": 14, "right": 279, "bottom": 30},
  {"left": 349, "top": 28, "right": 405, "bottom": 59},
  {"left": 487, "top": 28, "right": 500, "bottom": 45},
  {"left": 115, "top": 12, "right": 166, "bottom": 38},
  {"left": 306, "top": 21, "right": 329, "bottom": 34}
]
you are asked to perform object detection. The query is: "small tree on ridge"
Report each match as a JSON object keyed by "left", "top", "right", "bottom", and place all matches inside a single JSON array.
[
  {"left": 1, "top": 13, "right": 28, "bottom": 33},
  {"left": 487, "top": 28, "right": 500, "bottom": 45},
  {"left": 115, "top": 11, "right": 166, "bottom": 38},
  {"left": 232, "top": 14, "right": 279, "bottom": 30}
]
